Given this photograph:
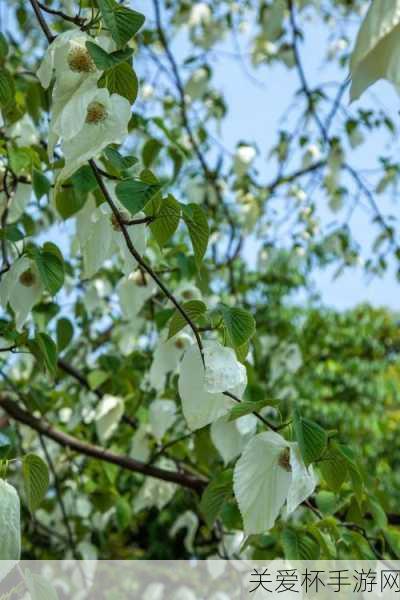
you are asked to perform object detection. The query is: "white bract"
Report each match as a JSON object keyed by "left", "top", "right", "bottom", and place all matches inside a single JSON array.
[
  {"left": 76, "top": 196, "right": 146, "bottom": 278},
  {"left": 169, "top": 510, "right": 199, "bottom": 553},
  {"left": 0, "top": 479, "right": 21, "bottom": 560},
  {"left": 211, "top": 414, "right": 257, "bottom": 464},
  {"left": 0, "top": 180, "right": 32, "bottom": 224},
  {"left": 37, "top": 30, "right": 105, "bottom": 156},
  {"left": 233, "top": 431, "right": 317, "bottom": 534},
  {"left": 8, "top": 114, "right": 39, "bottom": 147},
  {"left": 95, "top": 394, "right": 124, "bottom": 443},
  {"left": 0, "top": 256, "right": 43, "bottom": 331},
  {"left": 203, "top": 341, "right": 247, "bottom": 393},
  {"left": 185, "top": 67, "right": 210, "bottom": 100},
  {"left": 270, "top": 342, "right": 302, "bottom": 383},
  {"left": 234, "top": 144, "right": 256, "bottom": 176},
  {"left": 178, "top": 342, "right": 247, "bottom": 431},
  {"left": 58, "top": 86, "right": 131, "bottom": 183},
  {"left": 350, "top": 0, "right": 400, "bottom": 100},
  {"left": 130, "top": 426, "right": 150, "bottom": 462},
  {"left": 118, "top": 272, "right": 156, "bottom": 321},
  {"left": 133, "top": 459, "right": 177, "bottom": 513},
  {"left": 189, "top": 3, "right": 212, "bottom": 27},
  {"left": 149, "top": 333, "right": 191, "bottom": 392},
  {"left": 149, "top": 399, "right": 177, "bottom": 441}
]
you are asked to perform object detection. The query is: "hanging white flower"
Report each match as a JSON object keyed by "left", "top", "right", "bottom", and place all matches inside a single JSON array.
[
  {"left": 0, "top": 479, "right": 20, "bottom": 560},
  {"left": 37, "top": 30, "right": 107, "bottom": 156},
  {"left": 185, "top": 67, "right": 210, "bottom": 100},
  {"left": 8, "top": 114, "right": 39, "bottom": 148},
  {"left": 37, "top": 30, "right": 99, "bottom": 90},
  {"left": 58, "top": 87, "right": 131, "bottom": 183},
  {"left": 149, "top": 333, "right": 192, "bottom": 392},
  {"left": 270, "top": 342, "right": 302, "bottom": 383},
  {"left": 0, "top": 180, "right": 32, "bottom": 224},
  {"left": 133, "top": 458, "right": 177, "bottom": 513},
  {"left": 130, "top": 426, "right": 151, "bottom": 462},
  {"left": 203, "top": 341, "right": 247, "bottom": 393},
  {"left": 149, "top": 399, "right": 177, "bottom": 441},
  {"left": 210, "top": 413, "right": 257, "bottom": 464},
  {"left": 117, "top": 271, "right": 156, "bottom": 321},
  {"left": 113, "top": 319, "right": 144, "bottom": 356},
  {"left": 233, "top": 431, "right": 317, "bottom": 534},
  {"left": 95, "top": 394, "right": 124, "bottom": 443},
  {"left": 75, "top": 195, "right": 147, "bottom": 278},
  {"left": 0, "top": 256, "right": 43, "bottom": 331},
  {"left": 234, "top": 144, "right": 256, "bottom": 176},
  {"left": 188, "top": 3, "right": 212, "bottom": 27},
  {"left": 349, "top": 0, "right": 400, "bottom": 101},
  {"left": 178, "top": 342, "right": 247, "bottom": 431},
  {"left": 169, "top": 510, "right": 199, "bottom": 553}
]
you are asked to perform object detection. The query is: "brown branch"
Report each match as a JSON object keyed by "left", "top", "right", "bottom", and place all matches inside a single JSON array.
[
  {"left": 0, "top": 394, "right": 206, "bottom": 492},
  {"left": 90, "top": 161, "right": 205, "bottom": 359},
  {"left": 37, "top": 2, "right": 85, "bottom": 27}
]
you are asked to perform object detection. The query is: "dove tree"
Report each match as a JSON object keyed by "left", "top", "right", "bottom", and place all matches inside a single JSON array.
[{"left": 0, "top": 0, "right": 399, "bottom": 561}]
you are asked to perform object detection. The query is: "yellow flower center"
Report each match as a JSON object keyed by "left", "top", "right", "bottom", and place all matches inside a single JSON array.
[
  {"left": 278, "top": 448, "right": 292, "bottom": 472},
  {"left": 19, "top": 268, "right": 36, "bottom": 287},
  {"left": 174, "top": 337, "right": 186, "bottom": 350},
  {"left": 130, "top": 270, "right": 148, "bottom": 287},
  {"left": 67, "top": 46, "right": 96, "bottom": 73},
  {"left": 85, "top": 102, "right": 108, "bottom": 125}
]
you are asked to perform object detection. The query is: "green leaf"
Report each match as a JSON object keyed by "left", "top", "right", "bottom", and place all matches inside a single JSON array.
[
  {"left": 338, "top": 445, "right": 364, "bottom": 503},
  {"left": 22, "top": 453, "right": 50, "bottom": 513},
  {"left": 56, "top": 317, "right": 74, "bottom": 352},
  {"left": 116, "top": 496, "right": 132, "bottom": 531},
  {"left": 104, "top": 146, "right": 137, "bottom": 172},
  {"left": 99, "top": 62, "right": 138, "bottom": 103},
  {"left": 115, "top": 178, "right": 161, "bottom": 216},
  {"left": 142, "top": 138, "right": 163, "bottom": 168},
  {"left": 0, "top": 224, "right": 24, "bottom": 242},
  {"left": 0, "top": 33, "right": 9, "bottom": 60},
  {"left": 150, "top": 194, "right": 181, "bottom": 247},
  {"left": 319, "top": 447, "right": 348, "bottom": 492},
  {"left": 97, "top": 0, "right": 145, "bottom": 46},
  {"left": 0, "top": 69, "right": 14, "bottom": 107},
  {"left": 71, "top": 164, "right": 98, "bottom": 195},
  {"left": 86, "top": 41, "right": 133, "bottom": 70},
  {"left": 182, "top": 203, "right": 209, "bottom": 268},
  {"left": 35, "top": 333, "right": 58, "bottom": 377},
  {"left": 384, "top": 527, "right": 400, "bottom": 559},
  {"left": 34, "top": 249, "right": 64, "bottom": 295},
  {"left": 200, "top": 469, "right": 233, "bottom": 528},
  {"left": 55, "top": 187, "right": 86, "bottom": 220},
  {"left": 0, "top": 433, "right": 11, "bottom": 459},
  {"left": 88, "top": 369, "right": 109, "bottom": 390},
  {"left": 32, "top": 169, "right": 50, "bottom": 200},
  {"left": 168, "top": 300, "right": 207, "bottom": 339},
  {"left": 282, "top": 528, "right": 320, "bottom": 560},
  {"left": 293, "top": 408, "right": 327, "bottom": 467},
  {"left": 219, "top": 305, "right": 255, "bottom": 348},
  {"left": 9, "top": 146, "right": 37, "bottom": 175},
  {"left": 227, "top": 399, "right": 270, "bottom": 422}
]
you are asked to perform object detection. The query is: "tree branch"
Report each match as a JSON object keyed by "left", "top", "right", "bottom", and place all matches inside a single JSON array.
[{"left": 0, "top": 394, "right": 206, "bottom": 492}]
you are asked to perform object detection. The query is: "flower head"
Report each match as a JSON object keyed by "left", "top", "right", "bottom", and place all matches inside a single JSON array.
[
  {"left": 0, "top": 257, "right": 43, "bottom": 331},
  {"left": 233, "top": 431, "right": 317, "bottom": 534},
  {"left": 178, "top": 341, "right": 247, "bottom": 430},
  {"left": 58, "top": 87, "right": 131, "bottom": 183}
]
